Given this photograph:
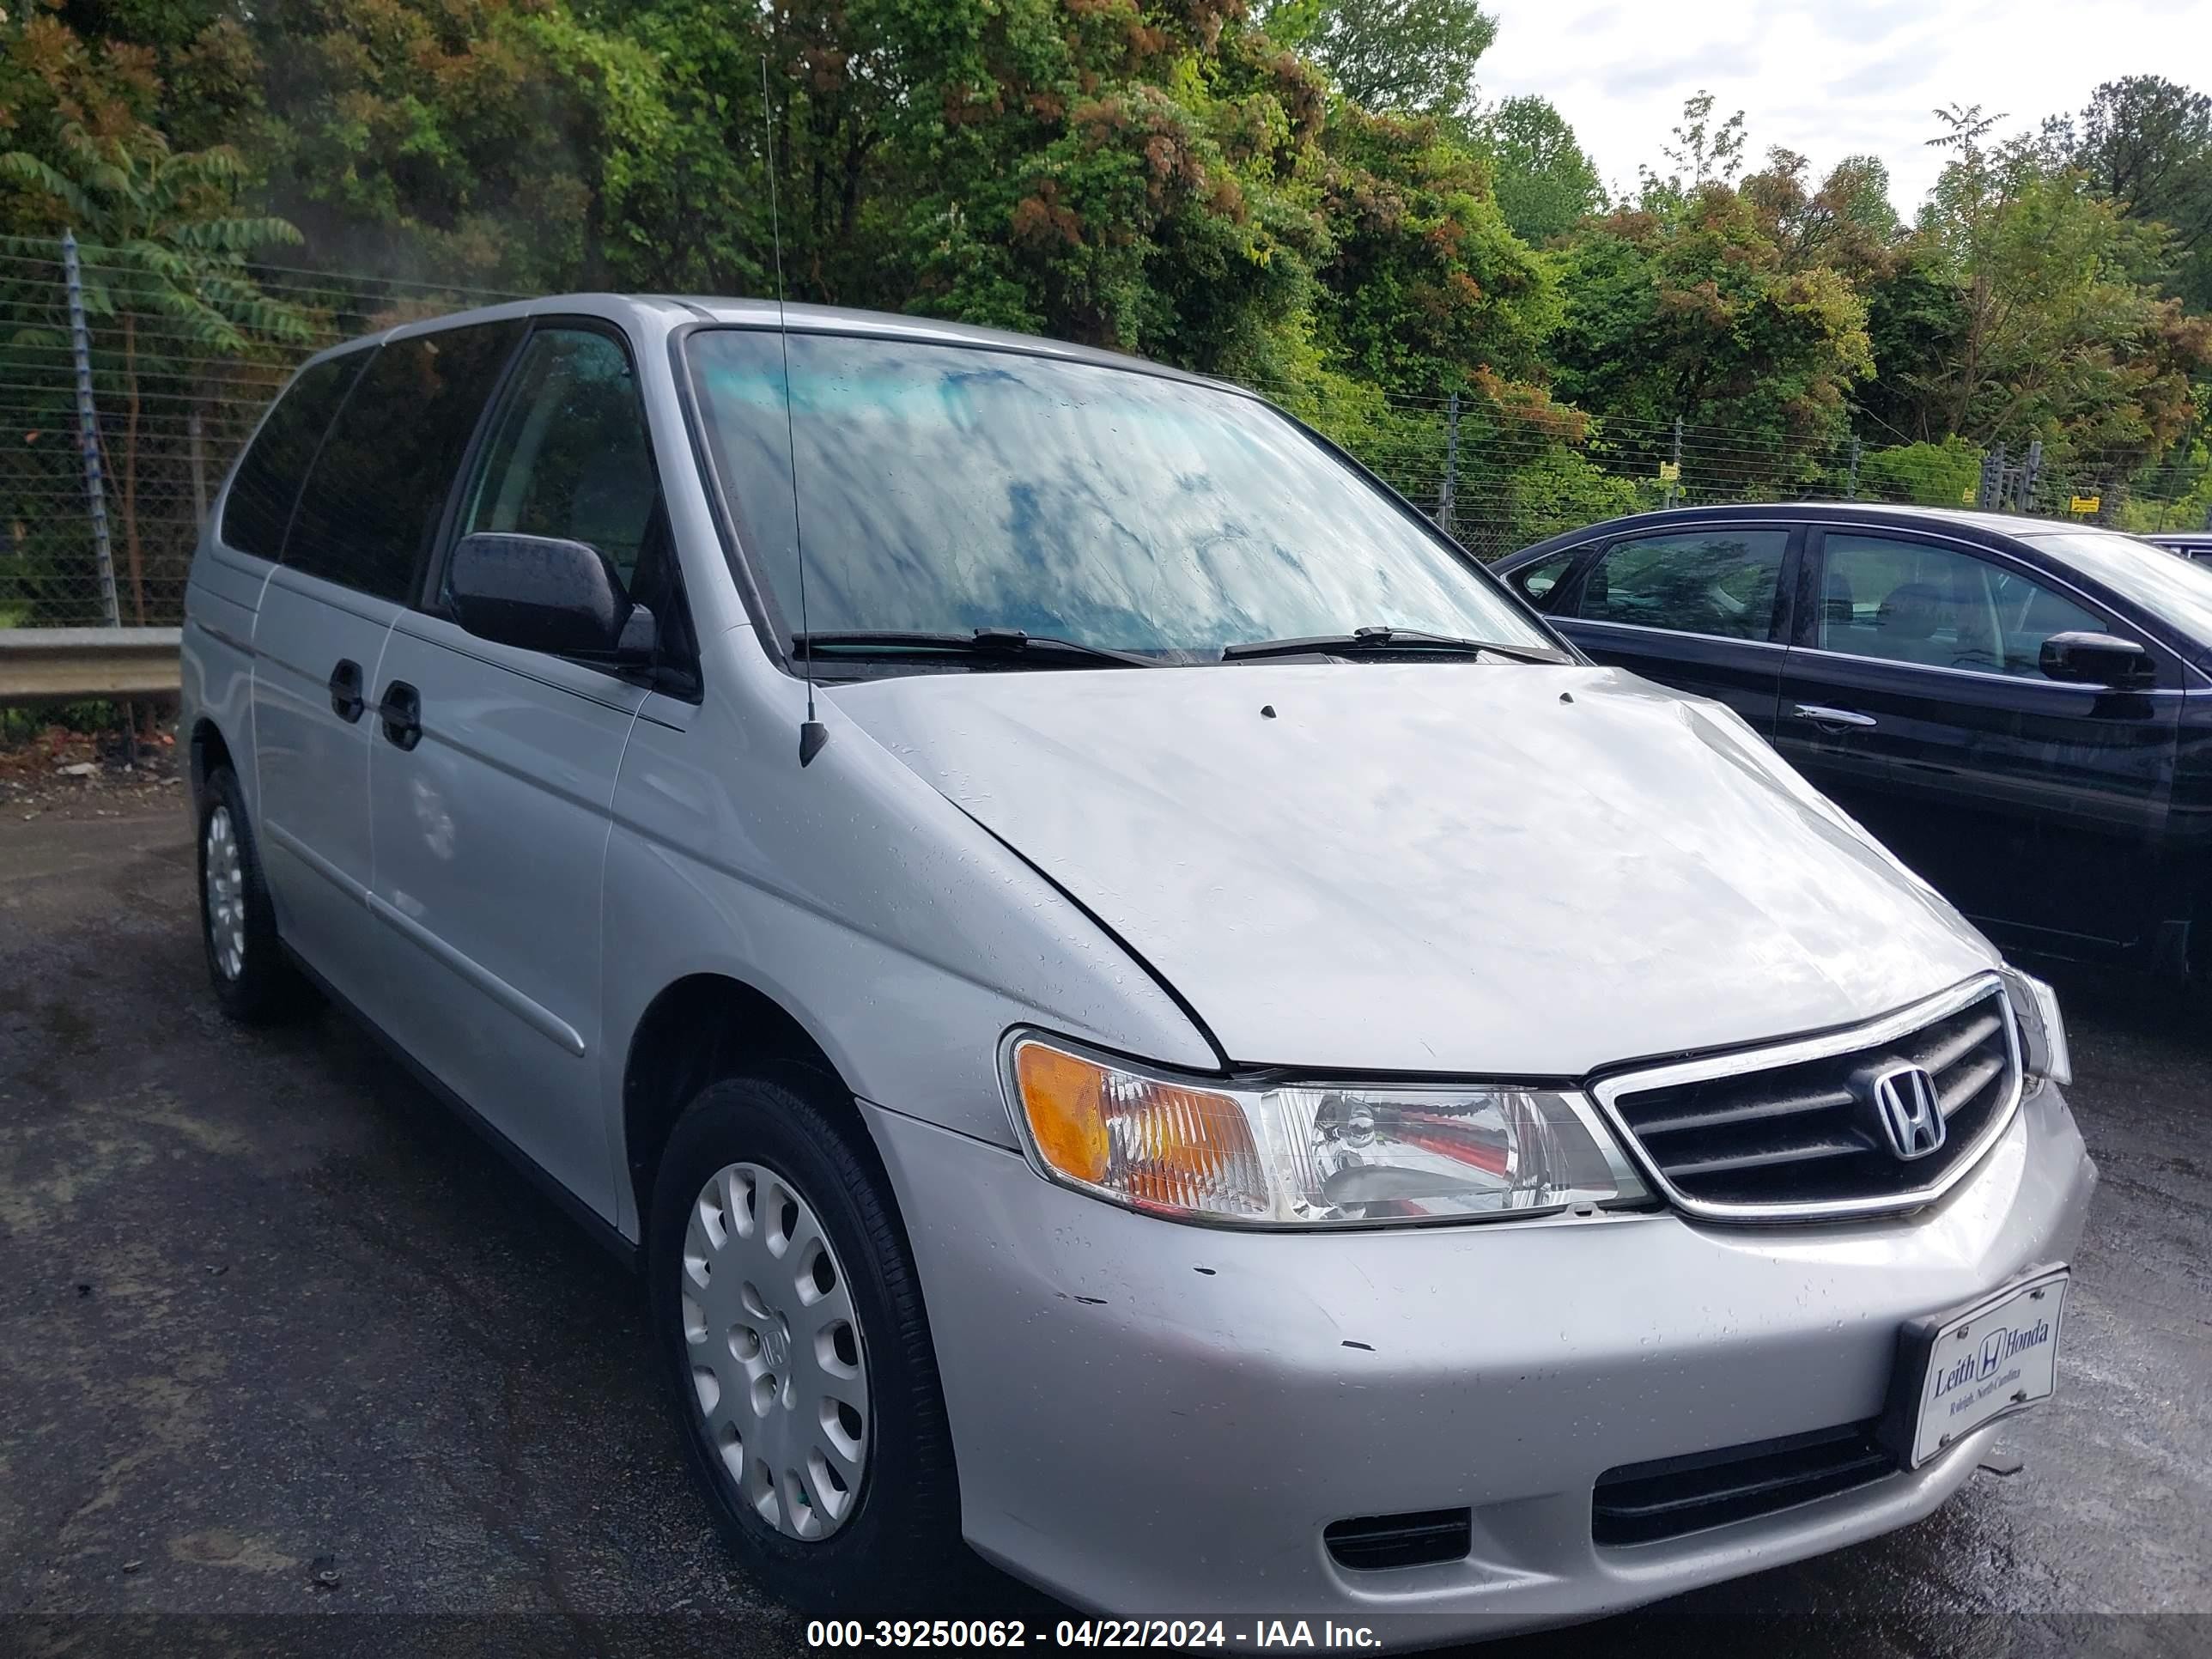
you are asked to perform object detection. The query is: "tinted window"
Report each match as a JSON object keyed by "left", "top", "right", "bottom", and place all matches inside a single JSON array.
[
  {"left": 459, "top": 328, "right": 657, "bottom": 584},
  {"left": 1509, "top": 550, "right": 1581, "bottom": 610},
  {"left": 1575, "top": 530, "right": 1787, "bottom": 639},
  {"left": 287, "top": 321, "right": 523, "bottom": 601},
  {"left": 1819, "top": 534, "right": 2109, "bottom": 679},
  {"left": 220, "top": 352, "right": 367, "bottom": 561},
  {"left": 2023, "top": 530, "right": 2212, "bottom": 642},
  {"left": 685, "top": 331, "right": 1548, "bottom": 659}
]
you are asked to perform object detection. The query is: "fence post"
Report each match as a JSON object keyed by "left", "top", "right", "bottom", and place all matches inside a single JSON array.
[
  {"left": 2019, "top": 441, "right": 2042, "bottom": 512},
  {"left": 1667, "top": 416, "right": 1682, "bottom": 509},
  {"left": 1845, "top": 436, "right": 1861, "bottom": 501},
  {"left": 1978, "top": 443, "right": 2006, "bottom": 511},
  {"left": 62, "top": 230, "right": 122, "bottom": 628},
  {"left": 188, "top": 410, "right": 209, "bottom": 528},
  {"left": 1434, "top": 390, "right": 1460, "bottom": 535}
]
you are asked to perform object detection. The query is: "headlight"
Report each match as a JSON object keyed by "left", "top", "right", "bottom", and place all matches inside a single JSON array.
[
  {"left": 2001, "top": 965, "right": 2071, "bottom": 1086},
  {"left": 1003, "top": 1033, "right": 1652, "bottom": 1227}
]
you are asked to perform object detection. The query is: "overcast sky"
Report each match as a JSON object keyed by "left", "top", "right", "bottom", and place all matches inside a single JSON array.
[{"left": 1480, "top": 0, "right": 2203, "bottom": 216}]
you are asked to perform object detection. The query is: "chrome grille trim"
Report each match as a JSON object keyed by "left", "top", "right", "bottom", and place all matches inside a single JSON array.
[{"left": 1590, "top": 973, "right": 2022, "bottom": 1223}]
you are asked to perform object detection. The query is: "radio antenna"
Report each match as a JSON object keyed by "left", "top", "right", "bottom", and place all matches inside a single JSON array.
[{"left": 763, "top": 53, "right": 827, "bottom": 767}]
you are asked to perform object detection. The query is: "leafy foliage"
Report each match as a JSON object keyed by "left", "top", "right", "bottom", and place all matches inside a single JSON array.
[
  {"left": 1552, "top": 169, "right": 1874, "bottom": 459},
  {"left": 1474, "top": 94, "right": 1603, "bottom": 246},
  {"left": 1, "top": 3, "right": 2209, "bottom": 573},
  {"left": 1856, "top": 437, "right": 1982, "bottom": 506},
  {"left": 0, "top": 113, "right": 312, "bottom": 620},
  {"left": 1261, "top": 0, "right": 1495, "bottom": 118}
]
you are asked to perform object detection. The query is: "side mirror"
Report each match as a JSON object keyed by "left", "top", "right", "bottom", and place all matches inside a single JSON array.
[
  {"left": 447, "top": 532, "right": 653, "bottom": 662},
  {"left": 2039, "top": 629, "right": 2151, "bottom": 688}
]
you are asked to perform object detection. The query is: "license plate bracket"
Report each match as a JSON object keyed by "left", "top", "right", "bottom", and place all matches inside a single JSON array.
[{"left": 1877, "top": 1264, "right": 2069, "bottom": 1470}]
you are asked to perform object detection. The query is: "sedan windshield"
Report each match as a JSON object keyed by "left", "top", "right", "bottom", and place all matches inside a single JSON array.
[
  {"left": 2022, "top": 530, "right": 2212, "bottom": 643},
  {"left": 684, "top": 330, "right": 1550, "bottom": 661}
]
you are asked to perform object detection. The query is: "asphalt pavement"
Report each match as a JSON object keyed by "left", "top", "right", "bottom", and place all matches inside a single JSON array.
[{"left": 1, "top": 804, "right": 2207, "bottom": 1657}]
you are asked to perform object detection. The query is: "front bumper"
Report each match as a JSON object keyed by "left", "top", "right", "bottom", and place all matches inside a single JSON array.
[{"left": 864, "top": 1080, "right": 2095, "bottom": 1642}]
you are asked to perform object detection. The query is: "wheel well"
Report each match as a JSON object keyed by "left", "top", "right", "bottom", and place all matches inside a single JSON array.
[
  {"left": 621, "top": 974, "right": 855, "bottom": 1224},
  {"left": 189, "top": 719, "right": 234, "bottom": 805}
]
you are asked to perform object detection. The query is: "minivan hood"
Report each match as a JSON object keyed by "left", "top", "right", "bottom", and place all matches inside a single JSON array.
[{"left": 831, "top": 664, "right": 1997, "bottom": 1076}]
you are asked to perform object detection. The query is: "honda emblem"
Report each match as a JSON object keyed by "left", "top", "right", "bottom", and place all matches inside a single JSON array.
[{"left": 1869, "top": 1064, "right": 1946, "bottom": 1160}]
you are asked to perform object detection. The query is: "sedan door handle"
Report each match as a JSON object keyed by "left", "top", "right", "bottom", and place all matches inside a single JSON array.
[
  {"left": 327, "top": 659, "right": 365, "bottom": 723},
  {"left": 376, "top": 680, "right": 422, "bottom": 750},
  {"left": 1791, "top": 702, "right": 1877, "bottom": 730}
]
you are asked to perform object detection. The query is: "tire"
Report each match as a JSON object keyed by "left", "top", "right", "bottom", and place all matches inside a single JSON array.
[
  {"left": 647, "top": 1067, "right": 964, "bottom": 1611},
  {"left": 197, "top": 764, "right": 313, "bottom": 1024}
]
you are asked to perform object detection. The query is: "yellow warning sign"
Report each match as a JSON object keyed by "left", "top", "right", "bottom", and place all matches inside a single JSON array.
[
  {"left": 2069, "top": 495, "right": 2100, "bottom": 514},
  {"left": 1657, "top": 461, "right": 1680, "bottom": 482}
]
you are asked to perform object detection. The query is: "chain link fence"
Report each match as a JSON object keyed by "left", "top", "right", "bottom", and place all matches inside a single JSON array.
[
  {"left": 3, "top": 234, "right": 2209, "bottom": 630},
  {"left": 0, "top": 239, "right": 519, "bottom": 629},
  {"left": 1339, "top": 391, "right": 2212, "bottom": 564}
]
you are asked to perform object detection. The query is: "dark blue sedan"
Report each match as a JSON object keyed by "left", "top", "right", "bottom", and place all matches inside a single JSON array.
[{"left": 1492, "top": 504, "right": 2212, "bottom": 976}]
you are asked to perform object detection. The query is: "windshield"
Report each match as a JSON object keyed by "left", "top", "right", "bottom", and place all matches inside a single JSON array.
[
  {"left": 2020, "top": 530, "right": 2212, "bottom": 643},
  {"left": 684, "top": 330, "right": 1550, "bottom": 660}
]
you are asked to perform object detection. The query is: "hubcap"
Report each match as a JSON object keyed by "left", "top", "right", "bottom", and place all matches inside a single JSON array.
[
  {"left": 204, "top": 806, "right": 246, "bottom": 981},
  {"left": 681, "top": 1161, "right": 870, "bottom": 1541}
]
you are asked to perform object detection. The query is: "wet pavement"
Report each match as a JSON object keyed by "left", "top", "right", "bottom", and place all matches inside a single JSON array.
[{"left": 2, "top": 805, "right": 2207, "bottom": 1657}]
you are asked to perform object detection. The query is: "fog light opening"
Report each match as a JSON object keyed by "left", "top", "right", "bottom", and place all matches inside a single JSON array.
[{"left": 1322, "top": 1508, "right": 1473, "bottom": 1572}]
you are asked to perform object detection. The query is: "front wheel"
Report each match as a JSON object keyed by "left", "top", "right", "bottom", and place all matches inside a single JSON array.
[{"left": 647, "top": 1069, "right": 963, "bottom": 1608}]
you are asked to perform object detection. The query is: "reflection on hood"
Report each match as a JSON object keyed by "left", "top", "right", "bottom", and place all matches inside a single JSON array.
[{"left": 832, "top": 662, "right": 1996, "bottom": 1076}]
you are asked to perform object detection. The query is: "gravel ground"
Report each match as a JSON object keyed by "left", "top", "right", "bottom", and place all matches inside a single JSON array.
[{"left": 1, "top": 801, "right": 2207, "bottom": 1658}]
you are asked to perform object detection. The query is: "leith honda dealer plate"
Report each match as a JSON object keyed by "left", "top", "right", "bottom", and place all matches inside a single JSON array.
[{"left": 1881, "top": 1265, "right": 2069, "bottom": 1469}]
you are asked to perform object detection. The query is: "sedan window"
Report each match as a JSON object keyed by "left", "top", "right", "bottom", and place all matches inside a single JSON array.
[
  {"left": 1819, "top": 534, "right": 2109, "bottom": 679},
  {"left": 1508, "top": 549, "right": 1582, "bottom": 610},
  {"left": 1573, "top": 530, "right": 1788, "bottom": 640}
]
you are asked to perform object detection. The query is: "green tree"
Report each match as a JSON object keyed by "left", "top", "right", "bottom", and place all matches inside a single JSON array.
[
  {"left": 1854, "top": 240, "right": 1971, "bottom": 442},
  {"left": 1474, "top": 94, "right": 1601, "bottom": 245},
  {"left": 1310, "top": 102, "right": 1559, "bottom": 396},
  {"left": 222, "top": 0, "right": 636, "bottom": 288},
  {"left": 0, "top": 119, "right": 311, "bottom": 621},
  {"left": 2065, "top": 76, "right": 2212, "bottom": 309},
  {"left": 1552, "top": 179, "right": 1873, "bottom": 468},
  {"left": 1909, "top": 103, "right": 2212, "bottom": 459},
  {"left": 1640, "top": 88, "right": 1747, "bottom": 198},
  {"left": 1742, "top": 149, "right": 1901, "bottom": 280},
  {"left": 1262, "top": 0, "right": 1496, "bottom": 118},
  {"left": 1855, "top": 436, "right": 1981, "bottom": 505}
]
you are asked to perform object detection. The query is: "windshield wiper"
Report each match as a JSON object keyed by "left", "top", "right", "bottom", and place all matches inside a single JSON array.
[
  {"left": 1218, "top": 626, "right": 1565, "bottom": 665},
  {"left": 793, "top": 628, "right": 1161, "bottom": 668}
]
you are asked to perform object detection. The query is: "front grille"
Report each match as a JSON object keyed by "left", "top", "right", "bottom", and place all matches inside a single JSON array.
[
  {"left": 1323, "top": 1508, "right": 1473, "bottom": 1571},
  {"left": 1598, "top": 979, "right": 2019, "bottom": 1219},
  {"left": 1592, "top": 1422, "right": 1896, "bottom": 1547}
]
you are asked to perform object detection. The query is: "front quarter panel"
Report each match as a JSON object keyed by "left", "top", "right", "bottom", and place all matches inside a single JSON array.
[{"left": 600, "top": 631, "right": 1218, "bottom": 1241}]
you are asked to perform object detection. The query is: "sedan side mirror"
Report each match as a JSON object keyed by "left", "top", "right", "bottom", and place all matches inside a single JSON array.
[
  {"left": 2039, "top": 629, "right": 2151, "bottom": 688},
  {"left": 447, "top": 532, "right": 653, "bottom": 663}
]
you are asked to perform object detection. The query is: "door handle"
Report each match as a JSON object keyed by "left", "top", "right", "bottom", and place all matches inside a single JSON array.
[
  {"left": 1791, "top": 702, "right": 1877, "bottom": 730},
  {"left": 327, "top": 659, "right": 365, "bottom": 723},
  {"left": 376, "top": 680, "right": 422, "bottom": 750}
]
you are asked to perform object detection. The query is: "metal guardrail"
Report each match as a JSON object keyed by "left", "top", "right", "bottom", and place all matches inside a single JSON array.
[{"left": 0, "top": 627, "right": 181, "bottom": 706}]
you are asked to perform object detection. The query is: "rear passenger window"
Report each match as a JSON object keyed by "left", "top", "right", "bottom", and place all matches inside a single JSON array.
[
  {"left": 220, "top": 352, "right": 367, "bottom": 561},
  {"left": 286, "top": 321, "right": 523, "bottom": 601},
  {"left": 1576, "top": 530, "right": 1789, "bottom": 640}
]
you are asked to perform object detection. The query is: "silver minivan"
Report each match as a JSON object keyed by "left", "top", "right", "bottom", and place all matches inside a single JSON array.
[{"left": 179, "top": 295, "right": 2095, "bottom": 1641}]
